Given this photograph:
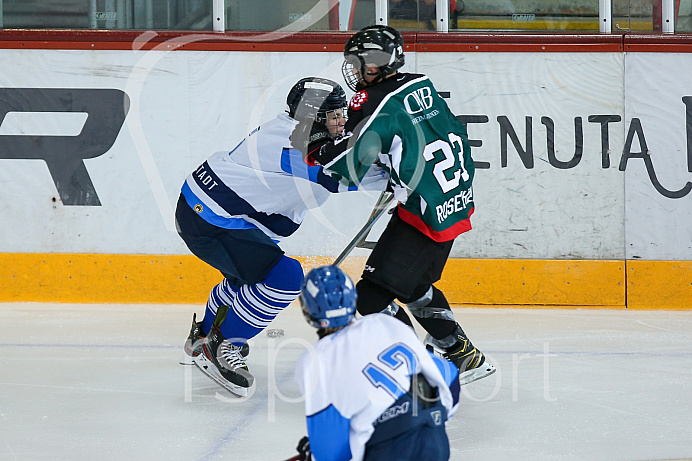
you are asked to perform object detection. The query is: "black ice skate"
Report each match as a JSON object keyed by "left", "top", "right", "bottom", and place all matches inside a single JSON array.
[
  {"left": 193, "top": 305, "right": 254, "bottom": 397},
  {"left": 425, "top": 324, "right": 496, "bottom": 386},
  {"left": 180, "top": 312, "right": 249, "bottom": 365},
  {"left": 443, "top": 333, "right": 495, "bottom": 386}
]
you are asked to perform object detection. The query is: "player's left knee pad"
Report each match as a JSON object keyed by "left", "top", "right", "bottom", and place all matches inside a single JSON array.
[
  {"left": 405, "top": 286, "right": 455, "bottom": 322},
  {"left": 404, "top": 286, "right": 434, "bottom": 312}
]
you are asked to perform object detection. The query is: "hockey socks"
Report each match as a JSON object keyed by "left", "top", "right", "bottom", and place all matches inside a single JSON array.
[
  {"left": 201, "top": 278, "right": 238, "bottom": 336},
  {"left": 219, "top": 256, "right": 303, "bottom": 345}
]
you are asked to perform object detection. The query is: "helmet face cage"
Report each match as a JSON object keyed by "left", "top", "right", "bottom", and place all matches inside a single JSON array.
[
  {"left": 315, "top": 100, "right": 348, "bottom": 125},
  {"left": 342, "top": 25, "right": 405, "bottom": 92},
  {"left": 300, "top": 266, "right": 357, "bottom": 330},
  {"left": 341, "top": 55, "right": 363, "bottom": 93},
  {"left": 321, "top": 108, "right": 348, "bottom": 139}
]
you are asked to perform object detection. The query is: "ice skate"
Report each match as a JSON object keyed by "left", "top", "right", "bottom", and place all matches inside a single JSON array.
[
  {"left": 195, "top": 328, "right": 255, "bottom": 397},
  {"left": 425, "top": 324, "right": 496, "bottom": 386},
  {"left": 443, "top": 335, "right": 495, "bottom": 386},
  {"left": 193, "top": 305, "right": 254, "bottom": 397},
  {"left": 180, "top": 312, "right": 249, "bottom": 365}
]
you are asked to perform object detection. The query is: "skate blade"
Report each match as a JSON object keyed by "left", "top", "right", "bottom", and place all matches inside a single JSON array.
[
  {"left": 193, "top": 354, "right": 250, "bottom": 398},
  {"left": 459, "top": 362, "right": 496, "bottom": 386},
  {"left": 179, "top": 354, "right": 195, "bottom": 365}
]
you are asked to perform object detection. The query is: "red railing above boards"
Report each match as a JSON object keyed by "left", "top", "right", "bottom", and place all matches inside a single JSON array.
[
  {"left": 415, "top": 32, "right": 624, "bottom": 52},
  {"left": 0, "top": 29, "right": 690, "bottom": 52},
  {"left": 624, "top": 34, "right": 692, "bottom": 52}
]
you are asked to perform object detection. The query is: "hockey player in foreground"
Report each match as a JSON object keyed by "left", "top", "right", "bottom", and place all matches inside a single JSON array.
[
  {"left": 293, "top": 266, "right": 460, "bottom": 461},
  {"left": 294, "top": 25, "right": 495, "bottom": 385},
  {"left": 175, "top": 78, "right": 385, "bottom": 396}
]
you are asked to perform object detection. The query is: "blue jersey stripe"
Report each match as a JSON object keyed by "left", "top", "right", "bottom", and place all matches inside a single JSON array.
[
  {"left": 307, "top": 404, "right": 352, "bottom": 461},
  {"left": 190, "top": 162, "right": 300, "bottom": 237},
  {"left": 192, "top": 161, "right": 256, "bottom": 215},
  {"left": 181, "top": 183, "right": 259, "bottom": 230},
  {"left": 315, "top": 168, "right": 341, "bottom": 192},
  {"left": 280, "top": 147, "right": 342, "bottom": 193}
]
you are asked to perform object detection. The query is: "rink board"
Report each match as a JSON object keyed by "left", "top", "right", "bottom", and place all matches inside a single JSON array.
[
  {"left": 3, "top": 252, "right": 690, "bottom": 310},
  {"left": 0, "top": 33, "right": 691, "bottom": 308}
]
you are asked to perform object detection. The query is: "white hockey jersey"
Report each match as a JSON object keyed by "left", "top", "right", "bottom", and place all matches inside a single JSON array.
[
  {"left": 295, "top": 314, "right": 459, "bottom": 461},
  {"left": 181, "top": 113, "right": 385, "bottom": 241}
]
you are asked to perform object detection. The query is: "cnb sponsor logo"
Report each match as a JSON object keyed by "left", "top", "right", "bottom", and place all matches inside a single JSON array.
[{"left": 404, "top": 87, "right": 433, "bottom": 114}]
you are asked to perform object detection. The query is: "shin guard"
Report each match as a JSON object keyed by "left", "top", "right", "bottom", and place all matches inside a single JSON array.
[{"left": 406, "top": 286, "right": 457, "bottom": 342}]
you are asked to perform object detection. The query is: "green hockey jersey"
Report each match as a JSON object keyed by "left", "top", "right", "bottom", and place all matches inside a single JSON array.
[{"left": 323, "top": 73, "right": 475, "bottom": 242}]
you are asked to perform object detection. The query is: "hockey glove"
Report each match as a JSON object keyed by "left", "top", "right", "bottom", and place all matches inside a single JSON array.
[
  {"left": 290, "top": 121, "right": 332, "bottom": 166},
  {"left": 307, "top": 123, "right": 331, "bottom": 150},
  {"left": 296, "top": 435, "right": 312, "bottom": 461},
  {"left": 290, "top": 122, "right": 310, "bottom": 154}
]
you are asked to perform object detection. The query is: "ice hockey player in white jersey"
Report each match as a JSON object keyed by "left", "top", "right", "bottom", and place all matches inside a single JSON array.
[
  {"left": 293, "top": 266, "right": 461, "bottom": 461},
  {"left": 175, "top": 78, "right": 385, "bottom": 396}
]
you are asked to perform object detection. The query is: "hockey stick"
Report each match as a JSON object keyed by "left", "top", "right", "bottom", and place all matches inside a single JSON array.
[
  {"left": 332, "top": 190, "right": 394, "bottom": 267},
  {"left": 281, "top": 456, "right": 300, "bottom": 461},
  {"left": 332, "top": 190, "right": 402, "bottom": 316}
]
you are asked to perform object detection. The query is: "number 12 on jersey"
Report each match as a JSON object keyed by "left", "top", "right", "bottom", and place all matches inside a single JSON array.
[{"left": 362, "top": 343, "right": 419, "bottom": 399}]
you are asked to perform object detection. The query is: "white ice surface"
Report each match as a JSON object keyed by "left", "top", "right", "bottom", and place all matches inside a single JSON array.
[{"left": 1, "top": 303, "right": 691, "bottom": 461}]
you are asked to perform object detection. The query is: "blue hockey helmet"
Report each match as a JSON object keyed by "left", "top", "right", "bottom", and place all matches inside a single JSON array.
[{"left": 300, "top": 266, "right": 357, "bottom": 329}]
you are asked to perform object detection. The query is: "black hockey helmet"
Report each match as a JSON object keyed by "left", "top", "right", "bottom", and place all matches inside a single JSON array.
[
  {"left": 286, "top": 77, "right": 347, "bottom": 123},
  {"left": 342, "top": 25, "right": 405, "bottom": 92}
]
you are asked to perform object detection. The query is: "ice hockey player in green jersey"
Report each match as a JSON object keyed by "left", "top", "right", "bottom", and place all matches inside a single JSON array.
[{"left": 294, "top": 25, "right": 495, "bottom": 385}]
